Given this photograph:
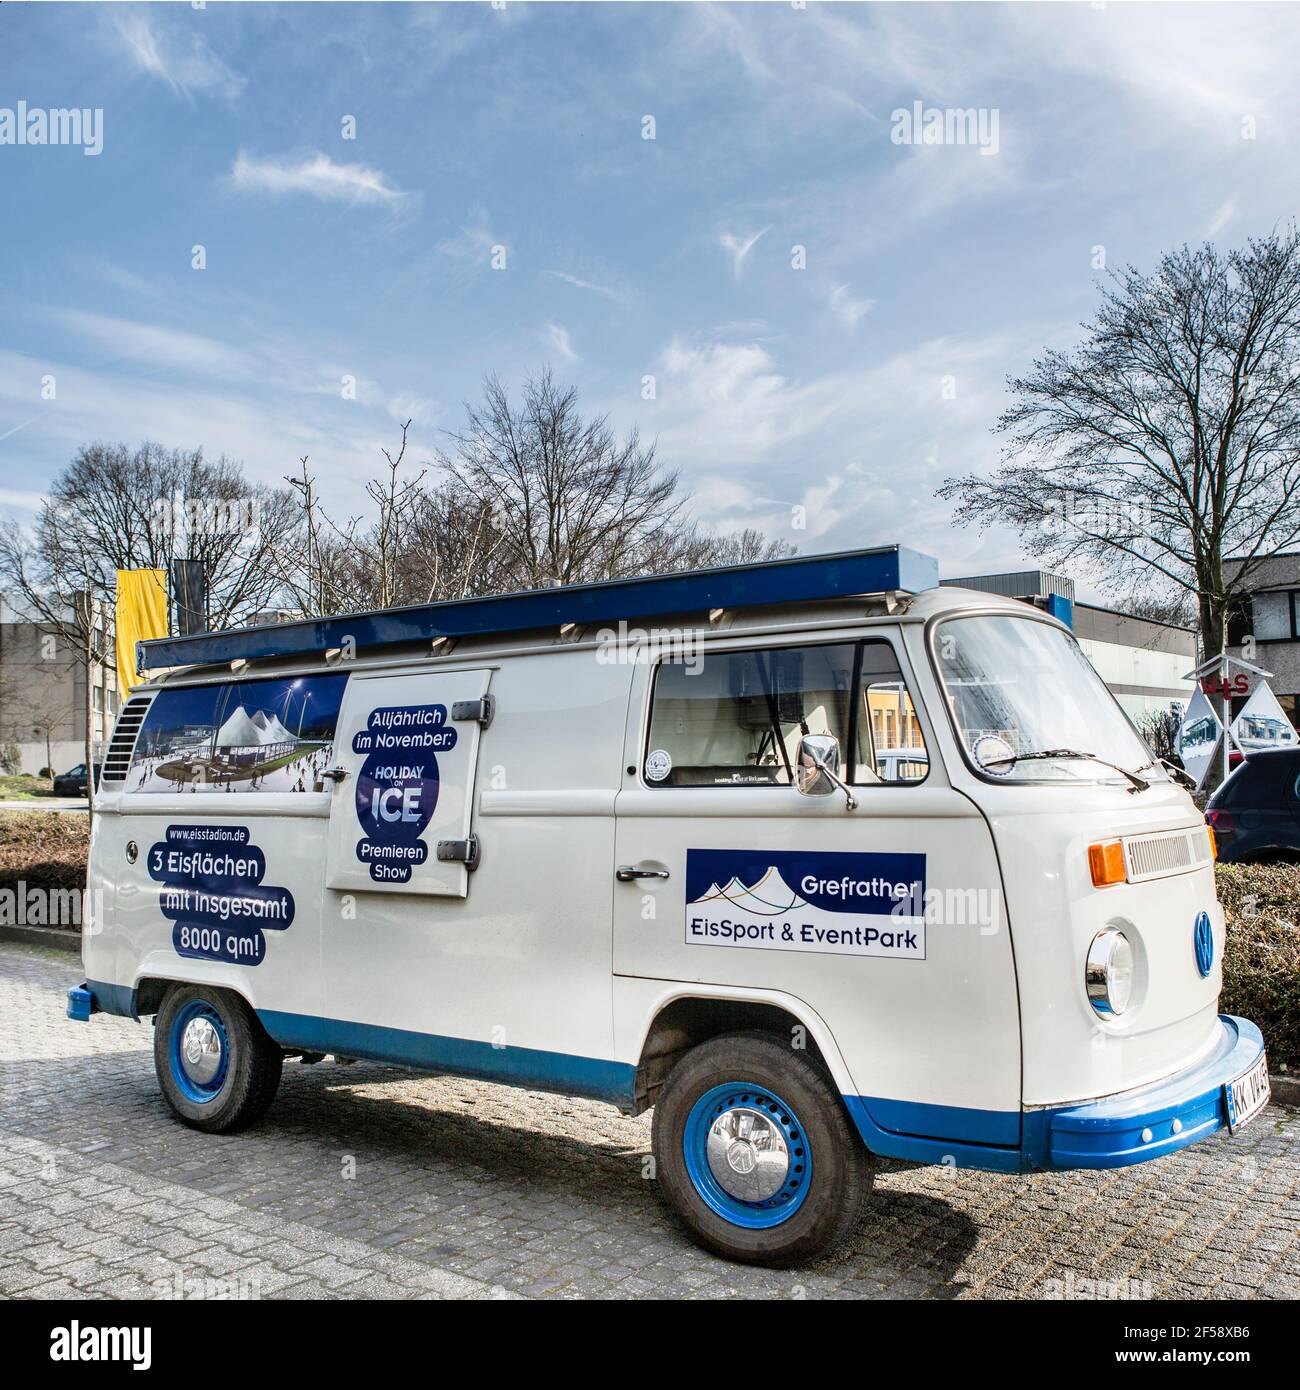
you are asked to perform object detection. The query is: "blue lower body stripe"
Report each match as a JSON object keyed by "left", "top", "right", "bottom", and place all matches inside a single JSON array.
[{"left": 257, "top": 1008, "right": 638, "bottom": 1108}]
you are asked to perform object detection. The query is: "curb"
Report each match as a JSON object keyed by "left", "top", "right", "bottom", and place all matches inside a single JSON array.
[
  {"left": 0, "top": 924, "right": 80, "bottom": 953},
  {"left": 1269, "top": 1072, "right": 1300, "bottom": 1108}
]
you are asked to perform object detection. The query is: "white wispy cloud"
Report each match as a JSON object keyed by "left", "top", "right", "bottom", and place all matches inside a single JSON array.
[
  {"left": 719, "top": 227, "right": 770, "bottom": 280},
  {"left": 1208, "top": 197, "right": 1237, "bottom": 236},
  {"left": 386, "top": 394, "right": 443, "bottom": 429},
  {"left": 228, "top": 151, "right": 406, "bottom": 206},
  {"left": 0, "top": 346, "right": 416, "bottom": 507},
  {"left": 828, "top": 283, "right": 875, "bottom": 328},
  {"left": 437, "top": 207, "right": 504, "bottom": 264},
  {"left": 548, "top": 270, "right": 626, "bottom": 303},
  {"left": 56, "top": 309, "right": 251, "bottom": 379},
  {"left": 544, "top": 322, "right": 579, "bottom": 362},
  {"left": 656, "top": 337, "right": 844, "bottom": 464},
  {"left": 113, "top": 12, "right": 244, "bottom": 100}
]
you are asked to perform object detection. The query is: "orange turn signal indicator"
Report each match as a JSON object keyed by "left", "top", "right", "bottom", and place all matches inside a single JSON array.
[{"left": 1088, "top": 839, "right": 1127, "bottom": 888}]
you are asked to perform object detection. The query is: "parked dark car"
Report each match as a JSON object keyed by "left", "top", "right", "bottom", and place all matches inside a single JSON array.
[
  {"left": 52, "top": 764, "right": 97, "bottom": 797},
  {"left": 1205, "top": 749, "right": 1300, "bottom": 863}
]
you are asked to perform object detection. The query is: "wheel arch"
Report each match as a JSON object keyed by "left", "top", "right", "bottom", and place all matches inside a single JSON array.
[
  {"left": 630, "top": 985, "right": 855, "bottom": 1115},
  {"left": 133, "top": 973, "right": 258, "bottom": 1020}
]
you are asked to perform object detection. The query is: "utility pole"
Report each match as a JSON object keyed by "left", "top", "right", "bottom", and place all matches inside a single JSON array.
[
  {"left": 77, "top": 589, "right": 95, "bottom": 825},
  {"left": 1220, "top": 632, "right": 1231, "bottom": 786}
]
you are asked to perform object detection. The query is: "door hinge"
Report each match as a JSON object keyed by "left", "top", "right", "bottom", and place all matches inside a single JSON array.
[
  {"left": 451, "top": 694, "right": 494, "bottom": 729},
  {"left": 436, "top": 834, "right": 480, "bottom": 871}
]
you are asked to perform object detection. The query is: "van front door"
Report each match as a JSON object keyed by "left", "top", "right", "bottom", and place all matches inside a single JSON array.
[{"left": 612, "top": 633, "right": 1021, "bottom": 1148}]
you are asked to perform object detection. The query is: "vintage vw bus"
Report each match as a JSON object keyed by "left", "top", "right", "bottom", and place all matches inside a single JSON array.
[{"left": 70, "top": 545, "right": 1269, "bottom": 1266}]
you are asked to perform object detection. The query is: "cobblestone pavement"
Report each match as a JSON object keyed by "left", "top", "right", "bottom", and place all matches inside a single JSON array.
[{"left": 1, "top": 943, "right": 1297, "bottom": 1300}]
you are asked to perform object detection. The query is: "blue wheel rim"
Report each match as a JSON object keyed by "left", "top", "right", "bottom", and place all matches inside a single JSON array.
[
  {"left": 169, "top": 1000, "right": 230, "bottom": 1104},
  {"left": 682, "top": 1082, "right": 812, "bottom": 1229}
]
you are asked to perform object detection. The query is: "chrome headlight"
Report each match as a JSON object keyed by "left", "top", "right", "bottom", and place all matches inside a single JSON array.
[{"left": 1086, "top": 928, "right": 1134, "bottom": 1017}]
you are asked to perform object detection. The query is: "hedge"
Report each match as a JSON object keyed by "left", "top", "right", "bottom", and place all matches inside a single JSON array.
[{"left": 1217, "top": 861, "right": 1300, "bottom": 1073}]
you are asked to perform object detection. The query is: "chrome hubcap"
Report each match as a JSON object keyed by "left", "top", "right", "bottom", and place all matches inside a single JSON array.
[
  {"left": 705, "top": 1106, "right": 790, "bottom": 1202},
  {"left": 180, "top": 1016, "right": 223, "bottom": 1086}
]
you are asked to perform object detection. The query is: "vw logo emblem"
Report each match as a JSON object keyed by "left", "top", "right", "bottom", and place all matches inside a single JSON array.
[{"left": 1193, "top": 910, "right": 1214, "bottom": 978}]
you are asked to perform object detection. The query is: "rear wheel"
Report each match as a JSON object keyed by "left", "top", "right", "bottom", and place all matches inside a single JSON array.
[
  {"left": 154, "top": 985, "right": 282, "bottom": 1133},
  {"left": 652, "top": 1031, "right": 873, "bottom": 1267}
]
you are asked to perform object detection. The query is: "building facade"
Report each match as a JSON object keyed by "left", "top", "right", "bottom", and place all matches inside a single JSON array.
[
  {"left": 1225, "top": 550, "right": 1300, "bottom": 730},
  {"left": 0, "top": 595, "right": 117, "bottom": 777}
]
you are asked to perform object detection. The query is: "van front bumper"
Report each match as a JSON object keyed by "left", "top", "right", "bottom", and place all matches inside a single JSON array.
[
  {"left": 1025, "top": 1013, "right": 1267, "bottom": 1171},
  {"left": 844, "top": 1014, "right": 1268, "bottom": 1173}
]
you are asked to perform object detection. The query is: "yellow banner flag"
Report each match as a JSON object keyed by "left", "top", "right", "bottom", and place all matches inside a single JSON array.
[{"left": 115, "top": 569, "right": 168, "bottom": 696}]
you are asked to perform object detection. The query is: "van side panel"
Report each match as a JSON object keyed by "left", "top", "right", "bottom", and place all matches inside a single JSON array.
[
  {"left": 88, "top": 796, "right": 329, "bottom": 1022},
  {"left": 317, "top": 651, "right": 633, "bottom": 1073}
]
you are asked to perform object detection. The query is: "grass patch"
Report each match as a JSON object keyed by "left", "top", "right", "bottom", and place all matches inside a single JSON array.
[{"left": 0, "top": 774, "right": 56, "bottom": 800}]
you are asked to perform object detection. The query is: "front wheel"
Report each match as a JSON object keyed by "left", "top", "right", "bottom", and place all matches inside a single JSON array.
[
  {"left": 652, "top": 1031, "right": 873, "bottom": 1267},
  {"left": 154, "top": 985, "right": 282, "bottom": 1133}
]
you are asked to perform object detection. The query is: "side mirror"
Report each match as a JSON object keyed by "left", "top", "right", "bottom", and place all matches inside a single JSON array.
[{"left": 795, "top": 733, "right": 858, "bottom": 811}]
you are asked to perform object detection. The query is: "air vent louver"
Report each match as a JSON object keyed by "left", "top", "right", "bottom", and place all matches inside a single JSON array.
[{"left": 100, "top": 696, "right": 153, "bottom": 783}]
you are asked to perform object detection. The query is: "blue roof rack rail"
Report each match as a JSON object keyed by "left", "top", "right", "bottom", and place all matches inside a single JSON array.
[{"left": 137, "top": 544, "right": 939, "bottom": 673}]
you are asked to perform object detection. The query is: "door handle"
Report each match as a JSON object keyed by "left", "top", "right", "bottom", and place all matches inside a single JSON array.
[
  {"left": 616, "top": 864, "right": 670, "bottom": 882},
  {"left": 321, "top": 767, "right": 349, "bottom": 783}
]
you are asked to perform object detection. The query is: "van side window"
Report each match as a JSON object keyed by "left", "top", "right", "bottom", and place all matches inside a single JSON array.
[
  {"left": 645, "top": 641, "right": 927, "bottom": 787},
  {"left": 128, "top": 673, "right": 347, "bottom": 793}
]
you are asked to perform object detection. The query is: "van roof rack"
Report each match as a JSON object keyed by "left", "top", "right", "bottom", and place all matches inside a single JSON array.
[{"left": 136, "top": 544, "right": 939, "bottom": 674}]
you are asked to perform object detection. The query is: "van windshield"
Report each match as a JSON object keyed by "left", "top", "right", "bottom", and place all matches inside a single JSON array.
[{"left": 933, "top": 614, "right": 1162, "bottom": 786}]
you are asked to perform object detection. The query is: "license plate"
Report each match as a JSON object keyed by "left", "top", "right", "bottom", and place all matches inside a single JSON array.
[{"left": 1224, "top": 1054, "right": 1270, "bottom": 1134}]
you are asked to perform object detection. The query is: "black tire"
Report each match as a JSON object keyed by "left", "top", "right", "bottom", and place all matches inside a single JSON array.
[
  {"left": 652, "top": 1030, "right": 873, "bottom": 1267},
  {"left": 153, "top": 984, "right": 282, "bottom": 1134}
]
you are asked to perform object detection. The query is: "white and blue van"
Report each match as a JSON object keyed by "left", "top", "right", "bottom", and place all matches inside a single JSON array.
[{"left": 70, "top": 545, "right": 1269, "bottom": 1266}]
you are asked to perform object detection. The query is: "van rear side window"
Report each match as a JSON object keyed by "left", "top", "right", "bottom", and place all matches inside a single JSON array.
[
  {"left": 645, "top": 640, "right": 927, "bottom": 787},
  {"left": 128, "top": 673, "right": 347, "bottom": 793}
]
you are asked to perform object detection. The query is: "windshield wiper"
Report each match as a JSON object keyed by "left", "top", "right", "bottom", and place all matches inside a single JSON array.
[{"left": 982, "top": 747, "right": 1151, "bottom": 793}]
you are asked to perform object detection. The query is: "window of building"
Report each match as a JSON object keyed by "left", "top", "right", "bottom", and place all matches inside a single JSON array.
[
  {"left": 127, "top": 673, "right": 347, "bottom": 793},
  {"left": 1252, "top": 590, "right": 1295, "bottom": 641},
  {"left": 644, "top": 640, "right": 927, "bottom": 787}
]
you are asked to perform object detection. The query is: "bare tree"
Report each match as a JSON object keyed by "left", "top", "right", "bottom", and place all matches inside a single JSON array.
[
  {"left": 1120, "top": 591, "right": 1197, "bottom": 629},
  {"left": 271, "top": 376, "right": 794, "bottom": 619},
  {"left": 938, "top": 231, "right": 1300, "bottom": 659},
  {"left": 27, "top": 692, "right": 77, "bottom": 777},
  {"left": 0, "top": 442, "right": 300, "bottom": 642},
  {"left": 436, "top": 371, "right": 689, "bottom": 589},
  {"left": 272, "top": 429, "right": 508, "bottom": 615},
  {"left": 277, "top": 457, "right": 364, "bottom": 619}
]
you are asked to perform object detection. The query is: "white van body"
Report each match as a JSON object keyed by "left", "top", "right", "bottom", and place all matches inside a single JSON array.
[{"left": 72, "top": 548, "right": 1268, "bottom": 1264}]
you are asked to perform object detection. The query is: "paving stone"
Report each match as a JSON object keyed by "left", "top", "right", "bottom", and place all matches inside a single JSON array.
[{"left": 1, "top": 942, "right": 1296, "bottom": 1299}]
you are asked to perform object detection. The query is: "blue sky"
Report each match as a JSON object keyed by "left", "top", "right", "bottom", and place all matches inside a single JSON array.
[{"left": 2, "top": 2, "right": 1298, "bottom": 590}]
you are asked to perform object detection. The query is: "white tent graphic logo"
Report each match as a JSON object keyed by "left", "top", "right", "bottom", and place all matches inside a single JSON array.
[
  {"left": 216, "top": 706, "right": 299, "bottom": 748},
  {"left": 692, "top": 866, "right": 808, "bottom": 916}
]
